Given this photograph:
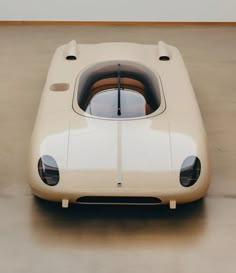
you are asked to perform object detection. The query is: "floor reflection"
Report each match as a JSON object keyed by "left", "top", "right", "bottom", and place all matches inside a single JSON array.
[{"left": 30, "top": 197, "right": 207, "bottom": 248}]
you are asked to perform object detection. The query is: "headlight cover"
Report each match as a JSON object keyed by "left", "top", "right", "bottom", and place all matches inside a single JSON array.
[
  {"left": 180, "top": 156, "right": 201, "bottom": 187},
  {"left": 38, "top": 155, "right": 60, "bottom": 186}
]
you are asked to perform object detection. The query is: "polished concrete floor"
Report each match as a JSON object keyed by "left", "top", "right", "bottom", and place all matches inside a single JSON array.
[{"left": 0, "top": 25, "right": 236, "bottom": 273}]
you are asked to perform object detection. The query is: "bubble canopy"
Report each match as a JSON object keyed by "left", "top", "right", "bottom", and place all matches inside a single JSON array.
[{"left": 75, "top": 62, "right": 165, "bottom": 119}]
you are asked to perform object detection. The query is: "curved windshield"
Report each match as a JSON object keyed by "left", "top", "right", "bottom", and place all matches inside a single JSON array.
[{"left": 77, "top": 62, "right": 162, "bottom": 119}]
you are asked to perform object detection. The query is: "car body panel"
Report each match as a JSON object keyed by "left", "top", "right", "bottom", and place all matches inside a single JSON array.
[{"left": 29, "top": 41, "right": 210, "bottom": 207}]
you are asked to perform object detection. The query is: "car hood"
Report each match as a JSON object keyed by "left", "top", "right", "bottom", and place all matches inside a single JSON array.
[{"left": 67, "top": 116, "right": 172, "bottom": 190}]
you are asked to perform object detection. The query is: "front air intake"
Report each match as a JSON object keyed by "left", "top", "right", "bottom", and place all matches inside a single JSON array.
[{"left": 76, "top": 196, "right": 162, "bottom": 205}]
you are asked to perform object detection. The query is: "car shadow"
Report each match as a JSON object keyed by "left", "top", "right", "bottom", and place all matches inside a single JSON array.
[{"left": 30, "top": 196, "right": 207, "bottom": 248}]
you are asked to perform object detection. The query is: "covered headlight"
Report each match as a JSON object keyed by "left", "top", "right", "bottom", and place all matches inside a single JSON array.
[
  {"left": 38, "top": 155, "right": 60, "bottom": 186},
  {"left": 180, "top": 156, "right": 201, "bottom": 187}
]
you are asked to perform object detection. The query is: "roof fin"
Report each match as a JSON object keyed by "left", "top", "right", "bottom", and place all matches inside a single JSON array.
[
  {"left": 64, "top": 40, "right": 78, "bottom": 60},
  {"left": 157, "top": 41, "right": 171, "bottom": 61}
]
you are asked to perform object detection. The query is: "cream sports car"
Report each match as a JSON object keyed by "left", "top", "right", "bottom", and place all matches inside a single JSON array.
[{"left": 29, "top": 40, "right": 210, "bottom": 209}]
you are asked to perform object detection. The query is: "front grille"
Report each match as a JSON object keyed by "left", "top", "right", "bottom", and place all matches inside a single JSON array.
[{"left": 76, "top": 196, "right": 162, "bottom": 205}]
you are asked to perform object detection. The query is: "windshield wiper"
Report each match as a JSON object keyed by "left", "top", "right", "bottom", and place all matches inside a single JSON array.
[{"left": 117, "top": 64, "right": 121, "bottom": 116}]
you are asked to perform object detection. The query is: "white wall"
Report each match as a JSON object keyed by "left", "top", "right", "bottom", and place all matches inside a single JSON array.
[{"left": 0, "top": 0, "right": 236, "bottom": 21}]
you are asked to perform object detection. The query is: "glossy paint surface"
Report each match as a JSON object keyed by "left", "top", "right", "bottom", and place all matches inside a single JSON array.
[{"left": 28, "top": 40, "right": 210, "bottom": 204}]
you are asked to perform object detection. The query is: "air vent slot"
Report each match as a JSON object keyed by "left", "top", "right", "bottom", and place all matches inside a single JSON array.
[
  {"left": 66, "top": 55, "right": 77, "bottom": 60},
  {"left": 50, "top": 83, "right": 70, "bottom": 92},
  {"left": 159, "top": 56, "right": 170, "bottom": 61},
  {"left": 76, "top": 196, "right": 162, "bottom": 205}
]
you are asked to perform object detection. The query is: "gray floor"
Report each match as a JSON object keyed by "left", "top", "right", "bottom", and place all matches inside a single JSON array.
[{"left": 0, "top": 25, "right": 236, "bottom": 273}]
